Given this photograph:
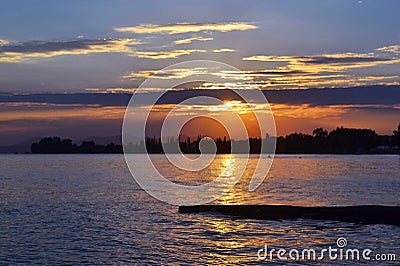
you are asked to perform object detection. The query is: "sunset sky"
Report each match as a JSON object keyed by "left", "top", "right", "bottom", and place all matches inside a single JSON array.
[{"left": 1, "top": 0, "right": 400, "bottom": 145}]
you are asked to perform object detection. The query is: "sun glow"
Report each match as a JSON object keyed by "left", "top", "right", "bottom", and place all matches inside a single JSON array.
[{"left": 223, "top": 100, "right": 252, "bottom": 114}]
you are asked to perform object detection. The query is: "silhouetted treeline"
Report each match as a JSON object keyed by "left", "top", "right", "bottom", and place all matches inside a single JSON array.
[
  {"left": 276, "top": 127, "right": 396, "bottom": 154},
  {"left": 31, "top": 137, "right": 122, "bottom": 154},
  {"left": 31, "top": 124, "right": 400, "bottom": 154},
  {"left": 124, "top": 136, "right": 273, "bottom": 154}
]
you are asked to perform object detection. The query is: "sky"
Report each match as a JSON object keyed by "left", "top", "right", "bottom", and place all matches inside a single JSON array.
[{"left": 0, "top": 0, "right": 400, "bottom": 145}]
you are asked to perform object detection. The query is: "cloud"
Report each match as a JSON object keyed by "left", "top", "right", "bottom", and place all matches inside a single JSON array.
[
  {"left": 0, "top": 92, "right": 132, "bottom": 106},
  {"left": 122, "top": 67, "right": 265, "bottom": 82},
  {"left": 114, "top": 22, "right": 257, "bottom": 35},
  {"left": 0, "top": 38, "right": 205, "bottom": 62},
  {"left": 213, "top": 48, "right": 235, "bottom": 53},
  {"left": 134, "top": 49, "right": 206, "bottom": 59},
  {"left": 217, "top": 74, "right": 400, "bottom": 90},
  {"left": 173, "top": 36, "right": 213, "bottom": 45},
  {"left": 2, "top": 85, "right": 399, "bottom": 107},
  {"left": 146, "top": 101, "right": 272, "bottom": 116},
  {"left": 122, "top": 67, "right": 210, "bottom": 80},
  {"left": 0, "top": 39, "right": 9, "bottom": 45},
  {"left": 122, "top": 70, "right": 157, "bottom": 80},
  {"left": 122, "top": 67, "right": 297, "bottom": 82},
  {"left": 1, "top": 87, "right": 399, "bottom": 140},
  {"left": 85, "top": 87, "right": 135, "bottom": 94},
  {"left": 85, "top": 87, "right": 172, "bottom": 93},
  {"left": 257, "top": 74, "right": 400, "bottom": 89},
  {"left": 0, "top": 38, "right": 141, "bottom": 62},
  {"left": 0, "top": 102, "right": 125, "bottom": 121},
  {"left": 241, "top": 49, "right": 400, "bottom": 88},
  {"left": 376, "top": 45, "right": 400, "bottom": 54},
  {"left": 122, "top": 65, "right": 400, "bottom": 89},
  {"left": 243, "top": 52, "right": 400, "bottom": 73},
  {"left": 270, "top": 103, "right": 347, "bottom": 119}
]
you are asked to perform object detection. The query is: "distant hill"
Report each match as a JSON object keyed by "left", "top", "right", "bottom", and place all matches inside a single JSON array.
[
  {"left": 0, "top": 137, "right": 41, "bottom": 153},
  {"left": 0, "top": 135, "right": 124, "bottom": 153}
]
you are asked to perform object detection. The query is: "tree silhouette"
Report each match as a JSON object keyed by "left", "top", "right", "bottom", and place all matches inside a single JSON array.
[
  {"left": 31, "top": 137, "right": 122, "bottom": 153},
  {"left": 313, "top": 128, "right": 328, "bottom": 138},
  {"left": 31, "top": 124, "right": 400, "bottom": 154},
  {"left": 393, "top": 122, "right": 400, "bottom": 146}
]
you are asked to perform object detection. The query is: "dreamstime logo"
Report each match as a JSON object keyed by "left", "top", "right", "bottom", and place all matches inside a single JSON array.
[
  {"left": 122, "top": 60, "right": 276, "bottom": 205},
  {"left": 257, "top": 237, "right": 397, "bottom": 262},
  {"left": 336, "top": 237, "right": 347, "bottom": 248}
]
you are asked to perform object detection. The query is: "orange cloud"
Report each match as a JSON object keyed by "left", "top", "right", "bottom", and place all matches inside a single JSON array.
[
  {"left": 240, "top": 49, "right": 400, "bottom": 88},
  {"left": 243, "top": 52, "right": 400, "bottom": 73},
  {"left": 122, "top": 67, "right": 210, "bottom": 80},
  {"left": 376, "top": 45, "right": 400, "bottom": 54},
  {"left": 0, "top": 38, "right": 141, "bottom": 62},
  {"left": 114, "top": 22, "right": 257, "bottom": 35},
  {"left": 134, "top": 49, "right": 206, "bottom": 59},
  {"left": 0, "top": 39, "right": 9, "bottom": 45},
  {"left": 270, "top": 103, "right": 347, "bottom": 119},
  {"left": 255, "top": 74, "right": 400, "bottom": 89},
  {"left": 0, "top": 103, "right": 125, "bottom": 121},
  {"left": 173, "top": 36, "right": 213, "bottom": 45},
  {"left": 213, "top": 48, "right": 235, "bottom": 53}
]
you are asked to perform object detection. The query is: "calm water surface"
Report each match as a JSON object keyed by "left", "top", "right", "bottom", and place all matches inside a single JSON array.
[{"left": 0, "top": 154, "right": 399, "bottom": 264}]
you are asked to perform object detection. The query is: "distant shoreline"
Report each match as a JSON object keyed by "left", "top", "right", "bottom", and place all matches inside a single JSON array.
[
  {"left": 4, "top": 152, "right": 399, "bottom": 155},
  {"left": 2, "top": 124, "right": 398, "bottom": 155}
]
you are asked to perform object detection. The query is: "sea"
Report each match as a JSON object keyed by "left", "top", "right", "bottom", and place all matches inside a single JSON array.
[{"left": 0, "top": 154, "right": 399, "bottom": 265}]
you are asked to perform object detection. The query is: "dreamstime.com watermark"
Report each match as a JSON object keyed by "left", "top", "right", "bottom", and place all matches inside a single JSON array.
[{"left": 257, "top": 237, "right": 397, "bottom": 262}]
